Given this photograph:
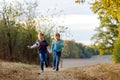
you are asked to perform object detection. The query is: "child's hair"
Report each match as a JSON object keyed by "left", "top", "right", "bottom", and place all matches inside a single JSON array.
[
  {"left": 38, "top": 32, "right": 44, "bottom": 37},
  {"left": 55, "top": 33, "right": 60, "bottom": 37},
  {"left": 38, "top": 33, "right": 44, "bottom": 40}
]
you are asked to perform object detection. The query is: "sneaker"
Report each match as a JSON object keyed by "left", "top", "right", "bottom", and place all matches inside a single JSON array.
[
  {"left": 56, "top": 69, "right": 59, "bottom": 71},
  {"left": 45, "top": 63, "right": 48, "bottom": 68},
  {"left": 53, "top": 67, "right": 56, "bottom": 70},
  {"left": 40, "top": 70, "right": 44, "bottom": 73}
]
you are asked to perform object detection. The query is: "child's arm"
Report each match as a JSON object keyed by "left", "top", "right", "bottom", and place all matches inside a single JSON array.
[
  {"left": 58, "top": 40, "right": 64, "bottom": 47},
  {"left": 28, "top": 42, "right": 39, "bottom": 49},
  {"left": 60, "top": 40, "right": 64, "bottom": 47},
  {"left": 27, "top": 44, "right": 37, "bottom": 49}
]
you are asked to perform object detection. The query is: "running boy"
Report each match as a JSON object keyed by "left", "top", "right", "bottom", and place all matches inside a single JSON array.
[
  {"left": 28, "top": 33, "right": 48, "bottom": 73},
  {"left": 51, "top": 33, "right": 64, "bottom": 71}
]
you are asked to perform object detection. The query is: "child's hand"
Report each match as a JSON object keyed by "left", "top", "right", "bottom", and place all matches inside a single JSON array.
[
  {"left": 47, "top": 46, "right": 52, "bottom": 53},
  {"left": 36, "top": 42, "right": 39, "bottom": 47},
  {"left": 27, "top": 45, "right": 31, "bottom": 49}
]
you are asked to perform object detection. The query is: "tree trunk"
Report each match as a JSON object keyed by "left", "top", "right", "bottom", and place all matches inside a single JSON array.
[
  {"left": 7, "top": 32, "right": 13, "bottom": 61},
  {"left": 2, "top": 12, "right": 13, "bottom": 61}
]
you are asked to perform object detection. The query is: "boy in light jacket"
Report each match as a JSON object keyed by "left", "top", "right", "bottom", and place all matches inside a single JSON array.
[{"left": 51, "top": 33, "right": 64, "bottom": 71}]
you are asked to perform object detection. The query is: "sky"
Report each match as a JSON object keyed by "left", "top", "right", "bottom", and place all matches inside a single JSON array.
[
  {"left": 35, "top": 0, "right": 100, "bottom": 45},
  {"left": 38, "top": 0, "right": 99, "bottom": 45},
  {"left": 3, "top": 0, "right": 100, "bottom": 45}
]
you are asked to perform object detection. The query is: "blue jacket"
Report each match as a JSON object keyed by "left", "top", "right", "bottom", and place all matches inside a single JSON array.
[{"left": 51, "top": 39, "right": 64, "bottom": 52}]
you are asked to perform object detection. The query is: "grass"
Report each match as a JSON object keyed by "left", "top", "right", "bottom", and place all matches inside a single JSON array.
[{"left": 0, "top": 61, "right": 120, "bottom": 80}]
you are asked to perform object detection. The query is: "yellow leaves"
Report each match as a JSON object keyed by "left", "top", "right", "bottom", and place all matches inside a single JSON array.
[
  {"left": 99, "top": 49, "right": 105, "bottom": 56},
  {"left": 118, "top": 23, "right": 120, "bottom": 39},
  {"left": 75, "top": 0, "right": 85, "bottom": 3},
  {"left": 117, "top": 8, "right": 120, "bottom": 39},
  {"left": 117, "top": 8, "right": 120, "bottom": 22},
  {"left": 92, "top": 0, "right": 120, "bottom": 20},
  {"left": 92, "top": 0, "right": 99, "bottom": 13},
  {"left": 75, "top": 0, "right": 80, "bottom": 3},
  {"left": 109, "top": 0, "right": 114, "bottom": 5}
]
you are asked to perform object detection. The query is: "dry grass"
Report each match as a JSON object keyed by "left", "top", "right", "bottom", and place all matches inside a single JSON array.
[
  {"left": 0, "top": 61, "right": 39, "bottom": 80},
  {"left": 65, "top": 64, "right": 120, "bottom": 80},
  {"left": 0, "top": 61, "right": 120, "bottom": 80}
]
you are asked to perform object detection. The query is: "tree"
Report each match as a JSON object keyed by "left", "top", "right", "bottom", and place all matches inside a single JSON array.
[
  {"left": 91, "top": 16, "right": 118, "bottom": 55},
  {"left": 0, "top": 0, "right": 24, "bottom": 61},
  {"left": 91, "top": 0, "right": 120, "bottom": 62},
  {"left": 62, "top": 40, "right": 79, "bottom": 58}
]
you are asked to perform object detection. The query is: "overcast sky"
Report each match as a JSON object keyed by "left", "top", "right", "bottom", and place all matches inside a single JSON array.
[
  {"left": 4, "top": 0, "right": 99, "bottom": 45},
  {"left": 35, "top": 0, "right": 99, "bottom": 45}
]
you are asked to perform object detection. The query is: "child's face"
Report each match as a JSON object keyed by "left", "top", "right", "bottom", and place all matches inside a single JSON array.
[
  {"left": 38, "top": 34, "right": 44, "bottom": 40},
  {"left": 54, "top": 35, "right": 60, "bottom": 40}
]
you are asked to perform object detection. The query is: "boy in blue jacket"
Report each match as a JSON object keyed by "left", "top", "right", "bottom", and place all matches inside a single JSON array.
[
  {"left": 28, "top": 33, "right": 48, "bottom": 73},
  {"left": 51, "top": 33, "right": 64, "bottom": 71}
]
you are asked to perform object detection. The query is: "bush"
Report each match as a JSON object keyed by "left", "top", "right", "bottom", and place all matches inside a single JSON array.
[{"left": 112, "top": 39, "right": 120, "bottom": 63}]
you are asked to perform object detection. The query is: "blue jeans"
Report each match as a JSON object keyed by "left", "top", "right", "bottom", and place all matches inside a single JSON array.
[
  {"left": 53, "top": 50, "right": 61, "bottom": 71},
  {"left": 38, "top": 51, "right": 48, "bottom": 71}
]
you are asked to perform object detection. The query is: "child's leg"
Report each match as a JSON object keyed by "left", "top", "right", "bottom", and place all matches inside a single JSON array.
[
  {"left": 56, "top": 51, "right": 61, "bottom": 71},
  {"left": 43, "top": 53, "right": 48, "bottom": 67},
  {"left": 39, "top": 53, "right": 44, "bottom": 71},
  {"left": 52, "top": 51, "right": 57, "bottom": 69}
]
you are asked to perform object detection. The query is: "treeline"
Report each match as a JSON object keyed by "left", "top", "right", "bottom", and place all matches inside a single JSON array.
[
  {"left": 0, "top": 19, "right": 39, "bottom": 63},
  {"left": 62, "top": 40, "right": 99, "bottom": 58}
]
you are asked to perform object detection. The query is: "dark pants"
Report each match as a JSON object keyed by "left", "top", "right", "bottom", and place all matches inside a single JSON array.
[
  {"left": 39, "top": 51, "right": 48, "bottom": 71},
  {"left": 53, "top": 50, "right": 61, "bottom": 71}
]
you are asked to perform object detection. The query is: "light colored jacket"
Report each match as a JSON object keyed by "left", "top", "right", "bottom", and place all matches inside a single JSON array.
[{"left": 51, "top": 39, "right": 64, "bottom": 52}]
